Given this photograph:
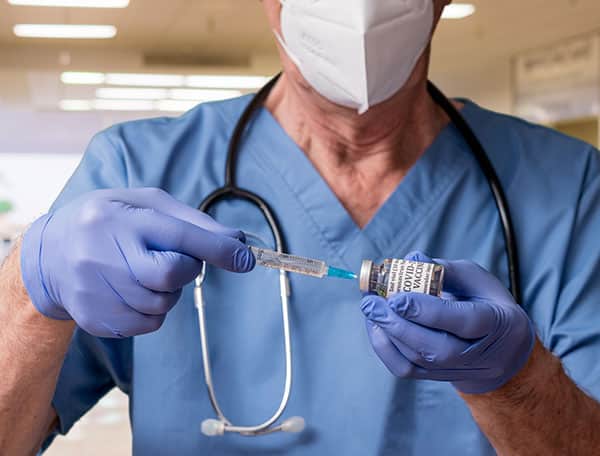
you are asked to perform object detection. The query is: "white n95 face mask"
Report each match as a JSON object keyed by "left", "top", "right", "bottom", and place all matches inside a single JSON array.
[{"left": 277, "top": 0, "right": 434, "bottom": 114}]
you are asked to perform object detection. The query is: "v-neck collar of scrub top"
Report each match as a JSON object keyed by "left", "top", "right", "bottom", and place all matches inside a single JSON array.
[{"left": 243, "top": 100, "right": 475, "bottom": 269}]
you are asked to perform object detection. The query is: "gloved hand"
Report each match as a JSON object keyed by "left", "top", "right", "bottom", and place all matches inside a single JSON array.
[
  {"left": 21, "top": 188, "right": 255, "bottom": 338},
  {"left": 361, "top": 252, "right": 535, "bottom": 394}
]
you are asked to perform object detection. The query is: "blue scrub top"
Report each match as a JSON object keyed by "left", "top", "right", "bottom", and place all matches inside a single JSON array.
[{"left": 45, "top": 95, "right": 600, "bottom": 455}]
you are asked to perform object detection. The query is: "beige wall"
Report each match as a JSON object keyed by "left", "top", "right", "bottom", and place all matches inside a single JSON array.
[
  {"left": 552, "top": 118, "right": 600, "bottom": 147},
  {"left": 430, "top": 57, "right": 513, "bottom": 115}
]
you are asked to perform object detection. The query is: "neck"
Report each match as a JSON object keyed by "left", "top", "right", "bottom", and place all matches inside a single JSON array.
[
  {"left": 267, "top": 74, "right": 449, "bottom": 164},
  {"left": 264, "top": 66, "right": 452, "bottom": 227}
]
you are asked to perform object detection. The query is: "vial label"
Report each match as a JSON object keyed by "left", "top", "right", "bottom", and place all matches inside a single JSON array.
[{"left": 386, "top": 259, "right": 437, "bottom": 296}]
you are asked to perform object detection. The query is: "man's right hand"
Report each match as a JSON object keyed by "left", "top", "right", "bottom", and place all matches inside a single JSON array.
[{"left": 20, "top": 187, "right": 255, "bottom": 338}]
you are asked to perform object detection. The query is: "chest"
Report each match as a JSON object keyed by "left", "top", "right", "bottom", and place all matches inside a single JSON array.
[
  {"left": 128, "top": 157, "right": 510, "bottom": 455},
  {"left": 309, "top": 162, "right": 411, "bottom": 229},
  {"left": 126, "top": 114, "right": 528, "bottom": 453}
]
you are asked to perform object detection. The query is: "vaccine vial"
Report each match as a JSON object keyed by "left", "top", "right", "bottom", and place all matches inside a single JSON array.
[{"left": 359, "top": 259, "right": 445, "bottom": 298}]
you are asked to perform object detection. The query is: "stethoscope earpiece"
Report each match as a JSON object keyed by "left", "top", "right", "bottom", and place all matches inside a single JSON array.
[
  {"left": 280, "top": 416, "right": 306, "bottom": 433},
  {"left": 201, "top": 416, "right": 306, "bottom": 437},
  {"left": 201, "top": 419, "right": 226, "bottom": 437}
]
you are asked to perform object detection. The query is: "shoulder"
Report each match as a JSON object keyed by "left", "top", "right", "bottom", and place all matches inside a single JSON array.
[
  {"left": 461, "top": 100, "right": 599, "bottom": 194},
  {"left": 98, "top": 94, "right": 253, "bottom": 154},
  {"left": 80, "top": 95, "right": 254, "bottom": 204}
]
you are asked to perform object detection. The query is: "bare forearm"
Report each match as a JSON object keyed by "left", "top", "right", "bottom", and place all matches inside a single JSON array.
[
  {"left": 0, "top": 243, "right": 74, "bottom": 455},
  {"left": 462, "top": 339, "right": 600, "bottom": 455}
]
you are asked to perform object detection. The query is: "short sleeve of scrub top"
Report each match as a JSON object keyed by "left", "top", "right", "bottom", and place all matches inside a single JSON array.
[
  {"left": 41, "top": 96, "right": 600, "bottom": 456},
  {"left": 541, "top": 145, "right": 600, "bottom": 396},
  {"left": 459, "top": 109, "right": 600, "bottom": 397},
  {"left": 41, "top": 132, "right": 133, "bottom": 446},
  {"left": 40, "top": 99, "right": 246, "bottom": 448}
]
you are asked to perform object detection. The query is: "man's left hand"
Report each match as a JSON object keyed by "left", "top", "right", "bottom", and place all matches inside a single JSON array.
[{"left": 361, "top": 252, "right": 535, "bottom": 394}]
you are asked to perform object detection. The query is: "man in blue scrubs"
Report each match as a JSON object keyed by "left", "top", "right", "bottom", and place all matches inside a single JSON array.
[{"left": 2, "top": 0, "right": 600, "bottom": 454}]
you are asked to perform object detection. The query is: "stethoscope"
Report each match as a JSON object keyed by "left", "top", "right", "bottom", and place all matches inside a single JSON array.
[{"left": 195, "top": 73, "right": 522, "bottom": 437}]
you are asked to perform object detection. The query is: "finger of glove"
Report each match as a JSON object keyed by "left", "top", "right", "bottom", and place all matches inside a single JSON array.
[
  {"left": 381, "top": 328, "right": 495, "bottom": 380},
  {"left": 119, "top": 279, "right": 182, "bottom": 314},
  {"left": 106, "top": 188, "right": 245, "bottom": 240},
  {"left": 70, "top": 296, "right": 166, "bottom": 338},
  {"left": 127, "top": 246, "right": 206, "bottom": 292},
  {"left": 433, "top": 258, "right": 512, "bottom": 301},
  {"left": 388, "top": 292, "right": 496, "bottom": 339},
  {"left": 99, "top": 312, "right": 166, "bottom": 338},
  {"left": 366, "top": 320, "right": 422, "bottom": 378},
  {"left": 97, "top": 261, "right": 184, "bottom": 313},
  {"left": 404, "top": 251, "right": 434, "bottom": 263},
  {"left": 362, "top": 295, "right": 470, "bottom": 369},
  {"left": 365, "top": 321, "right": 490, "bottom": 381},
  {"left": 133, "top": 209, "right": 255, "bottom": 273},
  {"left": 147, "top": 251, "right": 204, "bottom": 293}
]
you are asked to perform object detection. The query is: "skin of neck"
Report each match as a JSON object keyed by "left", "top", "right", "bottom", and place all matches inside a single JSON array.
[
  {"left": 265, "top": 47, "right": 448, "bottom": 170},
  {"left": 261, "top": 0, "right": 454, "bottom": 227}
]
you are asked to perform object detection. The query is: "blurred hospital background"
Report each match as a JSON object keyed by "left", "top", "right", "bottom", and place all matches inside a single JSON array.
[{"left": 0, "top": 1, "right": 599, "bottom": 454}]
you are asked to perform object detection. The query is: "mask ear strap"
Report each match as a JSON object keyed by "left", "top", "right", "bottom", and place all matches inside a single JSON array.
[
  {"left": 273, "top": 29, "right": 302, "bottom": 69},
  {"left": 274, "top": 0, "right": 302, "bottom": 68}
]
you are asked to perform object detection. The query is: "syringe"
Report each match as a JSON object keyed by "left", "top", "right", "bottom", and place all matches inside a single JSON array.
[{"left": 249, "top": 246, "right": 357, "bottom": 280}]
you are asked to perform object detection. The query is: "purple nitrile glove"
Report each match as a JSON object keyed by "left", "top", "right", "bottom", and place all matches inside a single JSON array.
[
  {"left": 361, "top": 251, "right": 535, "bottom": 394},
  {"left": 21, "top": 188, "right": 255, "bottom": 338}
]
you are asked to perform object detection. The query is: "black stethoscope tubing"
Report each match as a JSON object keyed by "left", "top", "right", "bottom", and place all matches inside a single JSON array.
[
  {"left": 198, "top": 74, "right": 285, "bottom": 253},
  {"left": 197, "top": 74, "right": 522, "bottom": 304}
]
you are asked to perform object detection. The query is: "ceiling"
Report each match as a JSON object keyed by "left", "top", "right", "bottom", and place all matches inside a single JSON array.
[
  {"left": 0, "top": 0, "right": 275, "bottom": 65},
  {"left": 0, "top": 0, "right": 599, "bottom": 70},
  {"left": 431, "top": 0, "right": 600, "bottom": 72},
  {"left": 0, "top": 0, "right": 598, "bottom": 127}
]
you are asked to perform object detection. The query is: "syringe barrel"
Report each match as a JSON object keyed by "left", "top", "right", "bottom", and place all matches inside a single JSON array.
[{"left": 249, "top": 247, "right": 327, "bottom": 278}]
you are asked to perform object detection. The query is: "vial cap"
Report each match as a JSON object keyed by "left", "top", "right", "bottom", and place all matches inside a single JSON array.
[{"left": 359, "top": 260, "right": 374, "bottom": 292}]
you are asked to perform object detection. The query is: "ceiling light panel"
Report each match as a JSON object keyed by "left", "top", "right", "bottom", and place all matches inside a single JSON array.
[
  {"left": 155, "top": 100, "right": 199, "bottom": 113},
  {"left": 96, "top": 88, "right": 168, "bottom": 100},
  {"left": 93, "top": 99, "right": 155, "bottom": 111},
  {"left": 8, "top": 0, "right": 129, "bottom": 7},
  {"left": 169, "top": 89, "right": 242, "bottom": 101},
  {"left": 185, "top": 75, "right": 270, "bottom": 89},
  {"left": 59, "top": 98, "right": 199, "bottom": 113},
  {"left": 59, "top": 99, "right": 93, "bottom": 111},
  {"left": 13, "top": 24, "right": 117, "bottom": 39},
  {"left": 61, "top": 72, "right": 105, "bottom": 85},
  {"left": 60, "top": 72, "right": 271, "bottom": 90},
  {"left": 441, "top": 3, "right": 476, "bottom": 20},
  {"left": 105, "top": 73, "right": 186, "bottom": 87}
]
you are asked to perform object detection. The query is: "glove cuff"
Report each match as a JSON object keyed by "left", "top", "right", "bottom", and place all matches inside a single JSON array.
[{"left": 21, "top": 214, "right": 71, "bottom": 321}]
